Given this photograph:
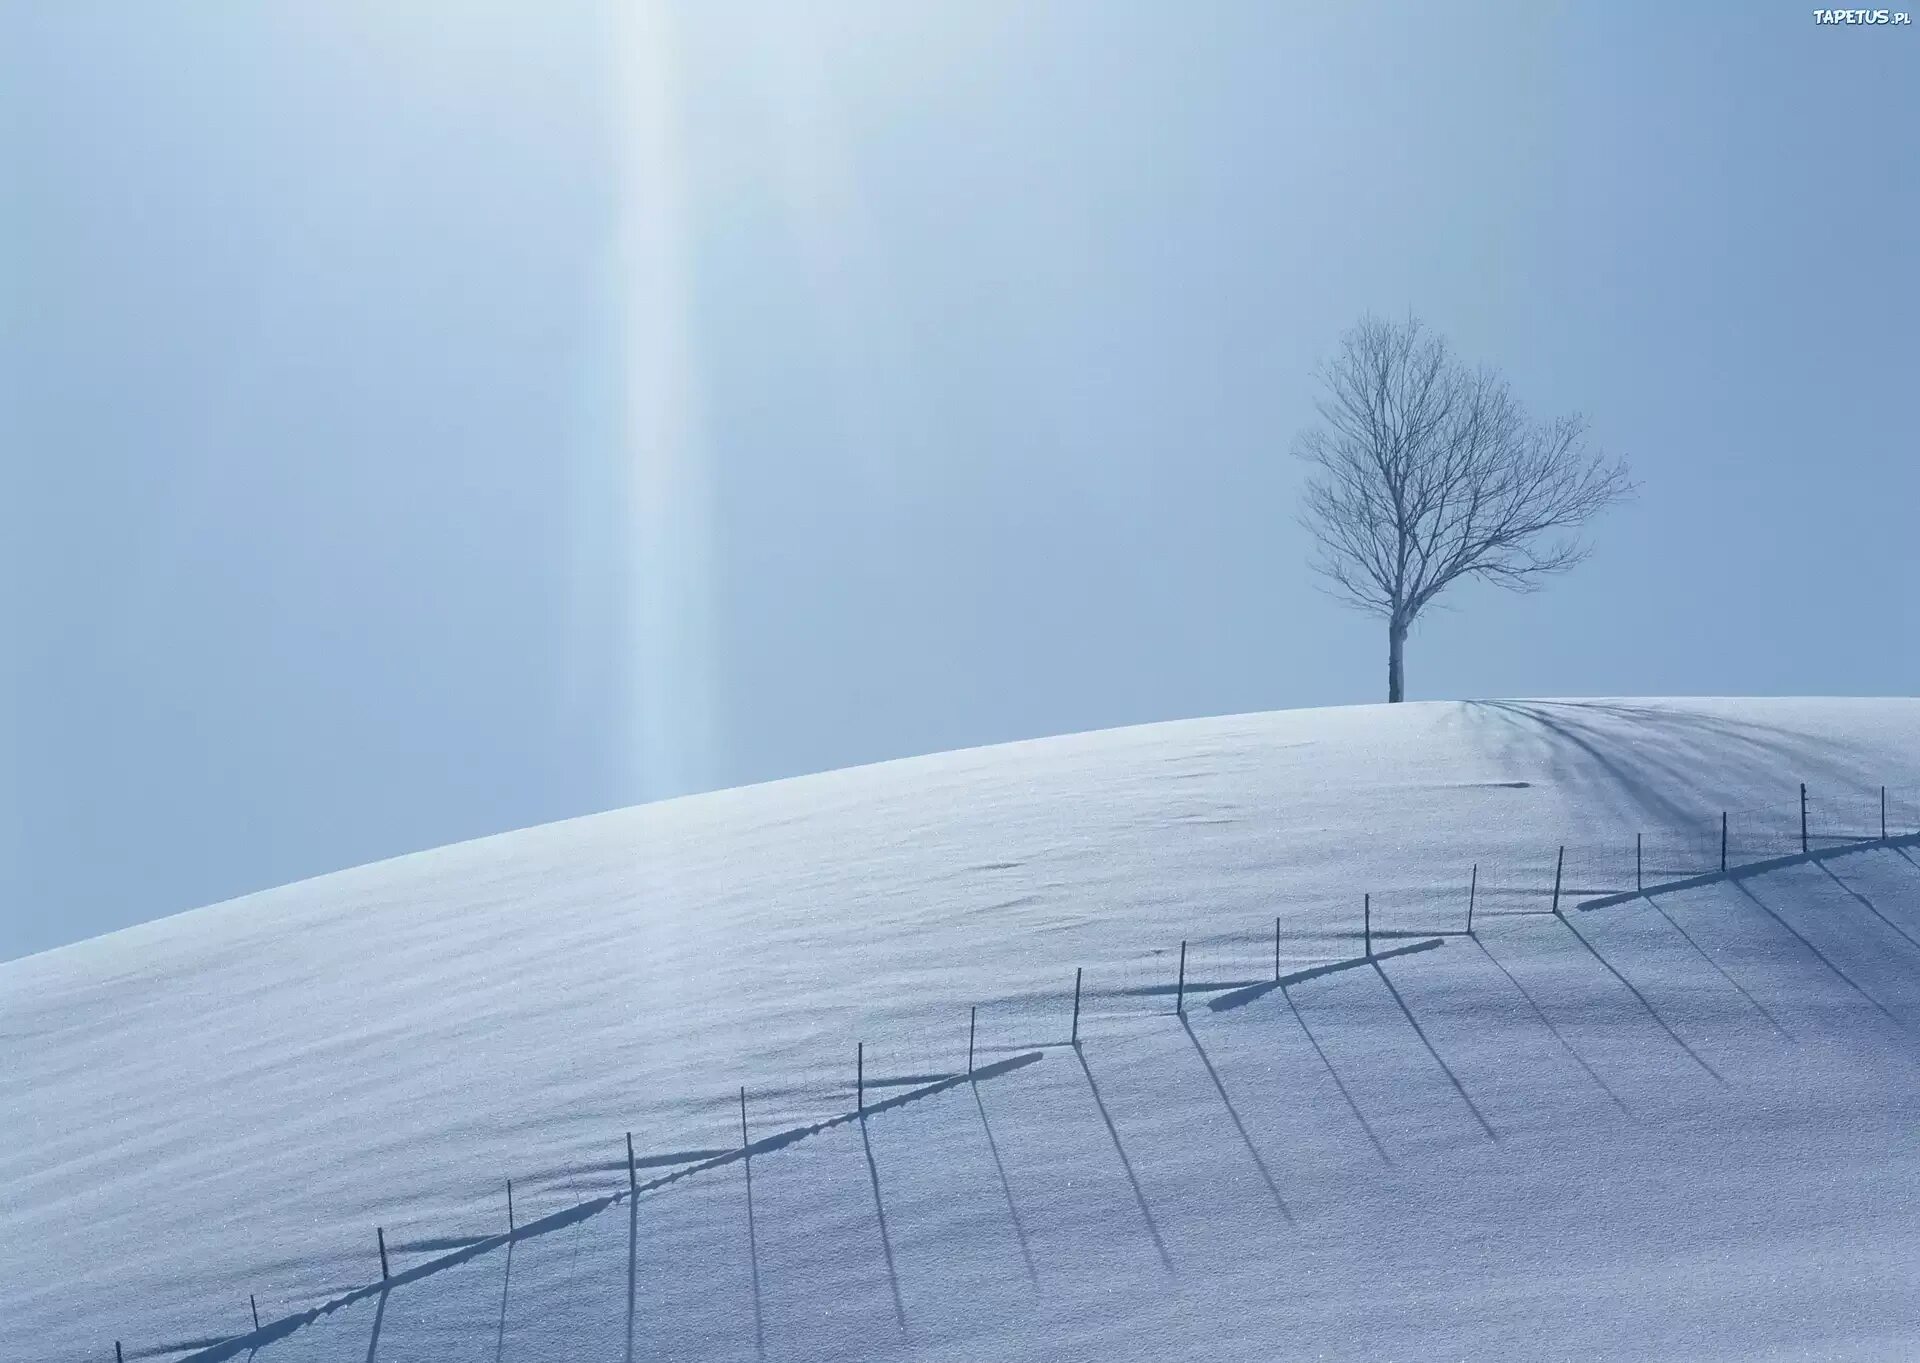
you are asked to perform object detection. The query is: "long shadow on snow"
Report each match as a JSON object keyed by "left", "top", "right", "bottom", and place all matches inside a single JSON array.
[
  {"left": 1574, "top": 832, "right": 1920, "bottom": 917},
  {"left": 1550, "top": 912, "right": 1725, "bottom": 1083},
  {"left": 1113, "top": 978, "right": 1270, "bottom": 999},
  {"left": 1071, "top": 1044, "right": 1174, "bottom": 1273},
  {"left": 363, "top": 1288, "right": 386, "bottom": 1363},
  {"left": 129, "top": 1342, "right": 235, "bottom": 1359},
  {"left": 1815, "top": 860, "right": 1920, "bottom": 954},
  {"left": 1279, "top": 984, "right": 1391, "bottom": 1164},
  {"left": 1466, "top": 933, "right": 1632, "bottom": 1115},
  {"left": 859, "top": 1116, "right": 910, "bottom": 1340},
  {"left": 1638, "top": 892, "right": 1794, "bottom": 1043},
  {"left": 180, "top": 1051, "right": 1043, "bottom": 1363},
  {"left": 494, "top": 1240, "right": 512, "bottom": 1363},
  {"left": 865, "top": 1073, "right": 963, "bottom": 1090},
  {"left": 622, "top": 1190, "right": 640, "bottom": 1363},
  {"left": 1177, "top": 1017, "right": 1294, "bottom": 1223},
  {"left": 1728, "top": 876, "right": 1902, "bottom": 1025},
  {"left": 1369, "top": 958, "right": 1500, "bottom": 1142},
  {"left": 1463, "top": 700, "right": 1864, "bottom": 834},
  {"left": 970, "top": 1077, "right": 1040, "bottom": 1289},
  {"left": 741, "top": 1143, "right": 766, "bottom": 1360},
  {"left": 532, "top": 1146, "right": 759, "bottom": 1183},
  {"left": 389, "top": 1235, "right": 493, "bottom": 1255},
  {"left": 1208, "top": 938, "right": 1443, "bottom": 1013}
]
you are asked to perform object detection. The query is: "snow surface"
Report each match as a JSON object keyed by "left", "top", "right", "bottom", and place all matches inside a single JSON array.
[{"left": 6, "top": 697, "right": 1920, "bottom": 1362}]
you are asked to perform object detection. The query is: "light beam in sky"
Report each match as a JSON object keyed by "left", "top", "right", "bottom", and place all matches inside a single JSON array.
[{"left": 611, "top": 0, "right": 714, "bottom": 801}]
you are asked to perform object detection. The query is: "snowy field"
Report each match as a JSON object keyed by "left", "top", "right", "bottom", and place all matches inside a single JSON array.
[{"left": 6, "top": 697, "right": 1920, "bottom": 1362}]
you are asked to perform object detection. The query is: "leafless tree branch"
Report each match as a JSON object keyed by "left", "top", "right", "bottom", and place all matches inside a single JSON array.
[{"left": 1294, "top": 315, "right": 1634, "bottom": 701}]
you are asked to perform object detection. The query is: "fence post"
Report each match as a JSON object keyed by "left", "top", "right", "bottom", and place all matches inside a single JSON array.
[
  {"left": 1071, "top": 967, "right": 1083, "bottom": 1045},
  {"left": 1274, "top": 916, "right": 1281, "bottom": 982},
  {"left": 1882, "top": 786, "right": 1888, "bottom": 841},
  {"left": 377, "top": 1226, "right": 390, "bottom": 1281},
  {"left": 1635, "top": 833, "right": 1642, "bottom": 892},
  {"left": 739, "top": 1087, "right": 750, "bottom": 1149},
  {"left": 625, "top": 1132, "right": 638, "bottom": 1192},
  {"left": 1720, "top": 812, "right": 1727, "bottom": 874},
  {"left": 250, "top": 1293, "right": 260, "bottom": 1332},
  {"left": 1467, "top": 864, "right": 1477, "bottom": 935},
  {"left": 1174, "top": 941, "right": 1187, "bottom": 1015},
  {"left": 1364, "top": 893, "right": 1372, "bottom": 956},
  {"left": 1551, "top": 847, "right": 1564, "bottom": 915},
  {"left": 506, "top": 1179, "right": 515, "bottom": 1233},
  {"left": 856, "top": 1042, "right": 865, "bottom": 1113},
  {"left": 1800, "top": 782, "right": 1809, "bottom": 855},
  {"left": 967, "top": 1006, "right": 977, "bottom": 1074},
  {"left": 116, "top": 1344, "right": 123, "bottom": 1363}
]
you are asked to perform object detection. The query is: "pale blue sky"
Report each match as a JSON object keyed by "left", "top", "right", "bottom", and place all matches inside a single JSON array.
[{"left": 2, "top": 2, "right": 1914, "bottom": 959}]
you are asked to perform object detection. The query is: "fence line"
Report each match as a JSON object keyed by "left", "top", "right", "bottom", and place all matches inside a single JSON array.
[{"left": 164, "top": 779, "right": 1916, "bottom": 1361}]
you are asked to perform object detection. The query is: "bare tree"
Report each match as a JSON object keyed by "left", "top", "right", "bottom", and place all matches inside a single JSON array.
[{"left": 1296, "top": 315, "right": 1633, "bottom": 703}]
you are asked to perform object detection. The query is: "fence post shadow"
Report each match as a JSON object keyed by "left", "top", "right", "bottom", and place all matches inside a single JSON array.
[
  {"left": 147, "top": 777, "right": 1920, "bottom": 1363},
  {"left": 1636, "top": 891, "right": 1793, "bottom": 1043},
  {"left": 1071, "top": 1043, "right": 1174, "bottom": 1272},
  {"left": 858, "top": 1116, "right": 909, "bottom": 1340},
  {"left": 1813, "top": 859, "right": 1920, "bottom": 954},
  {"left": 1465, "top": 930, "right": 1631, "bottom": 1115},
  {"left": 969, "top": 1073, "right": 1039, "bottom": 1289},
  {"left": 1368, "top": 958, "right": 1498, "bottom": 1142},
  {"left": 1728, "top": 874, "right": 1901, "bottom": 1025},
  {"left": 497, "top": 1238, "right": 515, "bottom": 1363},
  {"left": 1552, "top": 912, "right": 1724, "bottom": 1084},
  {"left": 1279, "top": 983, "right": 1391, "bottom": 1165},
  {"left": 1177, "top": 1015, "right": 1294, "bottom": 1223}
]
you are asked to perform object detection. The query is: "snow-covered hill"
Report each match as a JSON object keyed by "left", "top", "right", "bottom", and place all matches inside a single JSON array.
[{"left": 6, "top": 697, "right": 1920, "bottom": 1362}]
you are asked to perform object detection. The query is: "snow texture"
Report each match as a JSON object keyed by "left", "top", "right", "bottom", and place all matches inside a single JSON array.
[{"left": 6, "top": 697, "right": 1920, "bottom": 1361}]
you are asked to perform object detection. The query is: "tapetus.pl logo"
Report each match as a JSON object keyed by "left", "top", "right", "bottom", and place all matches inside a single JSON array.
[{"left": 1811, "top": 7, "right": 1911, "bottom": 21}]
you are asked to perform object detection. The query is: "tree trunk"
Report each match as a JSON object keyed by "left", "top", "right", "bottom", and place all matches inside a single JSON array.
[{"left": 1387, "top": 617, "right": 1407, "bottom": 703}]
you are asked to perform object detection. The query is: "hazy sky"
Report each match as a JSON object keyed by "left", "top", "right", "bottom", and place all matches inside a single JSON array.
[{"left": 3, "top": 2, "right": 1914, "bottom": 959}]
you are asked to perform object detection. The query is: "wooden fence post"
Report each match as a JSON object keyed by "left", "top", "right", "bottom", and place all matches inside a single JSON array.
[
  {"left": 1801, "top": 782, "right": 1809, "bottom": 855},
  {"left": 1364, "top": 893, "right": 1372, "bottom": 956},
  {"left": 625, "top": 1132, "right": 637, "bottom": 1193},
  {"left": 968, "top": 1006, "right": 977, "bottom": 1074},
  {"left": 1467, "top": 864, "right": 1477, "bottom": 935},
  {"left": 1174, "top": 941, "right": 1187, "bottom": 1015},
  {"left": 377, "top": 1226, "right": 390, "bottom": 1281},
  {"left": 1071, "top": 968, "right": 1083, "bottom": 1045},
  {"left": 1551, "top": 847, "right": 1564, "bottom": 915}
]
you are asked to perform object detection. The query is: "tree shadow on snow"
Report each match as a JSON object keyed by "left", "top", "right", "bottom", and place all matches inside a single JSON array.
[{"left": 1463, "top": 699, "right": 1872, "bottom": 834}]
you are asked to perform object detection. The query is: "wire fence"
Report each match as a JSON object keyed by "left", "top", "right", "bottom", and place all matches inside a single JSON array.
[{"left": 154, "top": 779, "right": 1919, "bottom": 1363}]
